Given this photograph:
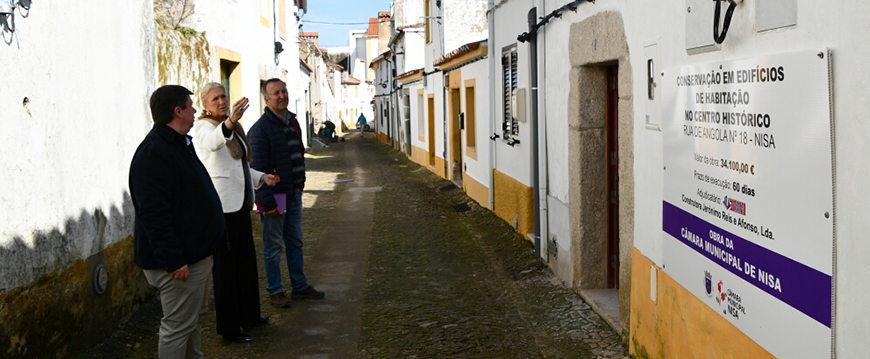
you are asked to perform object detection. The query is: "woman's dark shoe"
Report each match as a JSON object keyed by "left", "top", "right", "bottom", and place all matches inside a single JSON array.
[
  {"left": 254, "top": 316, "right": 270, "bottom": 326},
  {"left": 222, "top": 332, "right": 253, "bottom": 343},
  {"left": 243, "top": 316, "right": 270, "bottom": 330}
]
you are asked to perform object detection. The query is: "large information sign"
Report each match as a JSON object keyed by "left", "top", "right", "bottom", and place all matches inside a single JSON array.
[{"left": 662, "top": 49, "right": 834, "bottom": 358}]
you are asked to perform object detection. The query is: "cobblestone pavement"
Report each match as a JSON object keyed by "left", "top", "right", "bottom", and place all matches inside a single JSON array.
[
  {"left": 358, "top": 140, "right": 628, "bottom": 359},
  {"left": 81, "top": 133, "right": 628, "bottom": 359}
]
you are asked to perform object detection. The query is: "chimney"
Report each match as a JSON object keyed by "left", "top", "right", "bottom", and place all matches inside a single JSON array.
[
  {"left": 378, "top": 11, "right": 391, "bottom": 53},
  {"left": 299, "top": 32, "right": 320, "bottom": 47}
]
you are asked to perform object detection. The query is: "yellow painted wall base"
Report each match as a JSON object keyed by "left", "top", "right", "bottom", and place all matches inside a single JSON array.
[
  {"left": 431, "top": 156, "right": 447, "bottom": 178},
  {"left": 630, "top": 248, "right": 775, "bottom": 359},
  {"left": 463, "top": 173, "right": 490, "bottom": 209},
  {"left": 492, "top": 169, "right": 534, "bottom": 236},
  {"left": 409, "top": 147, "right": 445, "bottom": 179},
  {"left": 378, "top": 133, "right": 389, "bottom": 144},
  {"left": 0, "top": 238, "right": 153, "bottom": 358},
  {"left": 411, "top": 145, "right": 429, "bottom": 168}
]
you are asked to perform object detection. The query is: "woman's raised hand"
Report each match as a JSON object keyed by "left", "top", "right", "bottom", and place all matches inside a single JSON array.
[{"left": 227, "top": 97, "right": 250, "bottom": 128}]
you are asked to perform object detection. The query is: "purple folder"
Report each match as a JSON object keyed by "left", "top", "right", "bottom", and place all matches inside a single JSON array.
[{"left": 256, "top": 193, "right": 286, "bottom": 214}]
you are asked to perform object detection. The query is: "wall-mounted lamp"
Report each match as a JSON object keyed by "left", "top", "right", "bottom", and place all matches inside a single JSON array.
[
  {"left": 0, "top": 1, "right": 14, "bottom": 33},
  {"left": 274, "top": 41, "right": 284, "bottom": 65},
  {"left": 2, "top": 0, "right": 32, "bottom": 44},
  {"left": 517, "top": 32, "right": 531, "bottom": 43}
]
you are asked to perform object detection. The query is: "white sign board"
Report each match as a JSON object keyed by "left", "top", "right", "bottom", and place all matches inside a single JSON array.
[{"left": 662, "top": 49, "right": 834, "bottom": 359}]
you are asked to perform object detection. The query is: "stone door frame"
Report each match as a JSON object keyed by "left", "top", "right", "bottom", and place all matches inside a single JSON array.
[{"left": 567, "top": 11, "right": 635, "bottom": 330}]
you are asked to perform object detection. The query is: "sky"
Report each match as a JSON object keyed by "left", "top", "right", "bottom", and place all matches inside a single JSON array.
[{"left": 300, "top": 0, "right": 394, "bottom": 48}]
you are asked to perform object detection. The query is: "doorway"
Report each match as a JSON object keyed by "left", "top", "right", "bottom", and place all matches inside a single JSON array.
[
  {"left": 385, "top": 100, "right": 392, "bottom": 146},
  {"left": 606, "top": 65, "right": 619, "bottom": 289},
  {"left": 566, "top": 12, "right": 634, "bottom": 331},
  {"left": 450, "top": 88, "right": 462, "bottom": 185},
  {"left": 427, "top": 95, "right": 436, "bottom": 167}
]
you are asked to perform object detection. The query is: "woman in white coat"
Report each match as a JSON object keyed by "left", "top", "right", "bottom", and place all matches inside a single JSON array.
[{"left": 192, "top": 83, "right": 278, "bottom": 343}]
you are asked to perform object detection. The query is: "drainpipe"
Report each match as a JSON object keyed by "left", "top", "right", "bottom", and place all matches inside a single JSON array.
[
  {"left": 537, "top": 0, "right": 550, "bottom": 263},
  {"left": 385, "top": 54, "right": 396, "bottom": 148},
  {"left": 308, "top": 81, "right": 313, "bottom": 143},
  {"left": 527, "top": 8, "right": 542, "bottom": 259},
  {"left": 440, "top": 5, "right": 449, "bottom": 179},
  {"left": 442, "top": 73, "right": 449, "bottom": 179},
  {"left": 487, "top": 0, "right": 496, "bottom": 209}
]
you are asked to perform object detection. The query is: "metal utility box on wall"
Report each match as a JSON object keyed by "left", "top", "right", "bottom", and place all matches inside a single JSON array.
[
  {"left": 685, "top": 0, "right": 721, "bottom": 54},
  {"left": 757, "top": 0, "right": 796, "bottom": 32},
  {"left": 644, "top": 41, "right": 661, "bottom": 131},
  {"left": 511, "top": 88, "right": 527, "bottom": 123}
]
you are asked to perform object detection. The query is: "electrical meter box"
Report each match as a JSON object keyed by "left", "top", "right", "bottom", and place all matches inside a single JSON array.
[
  {"left": 511, "top": 88, "right": 527, "bottom": 123},
  {"left": 757, "top": 0, "right": 796, "bottom": 32},
  {"left": 685, "top": 0, "right": 721, "bottom": 54}
]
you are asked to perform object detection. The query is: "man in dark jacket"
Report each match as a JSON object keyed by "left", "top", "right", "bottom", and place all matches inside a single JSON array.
[
  {"left": 249, "top": 78, "right": 325, "bottom": 308},
  {"left": 129, "top": 85, "right": 225, "bottom": 358}
]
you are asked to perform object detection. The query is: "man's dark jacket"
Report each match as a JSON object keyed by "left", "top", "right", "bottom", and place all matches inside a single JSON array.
[
  {"left": 248, "top": 107, "right": 306, "bottom": 211},
  {"left": 129, "top": 124, "right": 225, "bottom": 272}
]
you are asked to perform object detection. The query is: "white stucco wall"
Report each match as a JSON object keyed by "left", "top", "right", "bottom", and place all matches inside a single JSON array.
[
  {"left": 490, "top": 0, "right": 533, "bottom": 187},
  {"left": 539, "top": 0, "right": 581, "bottom": 283},
  {"left": 370, "top": 37, "right": 382, "bottom": 81},
  {"left": 0, "top": 1, "right": 156, "bottom": 291},
  {"left": 393, "top": 0, "right": 425, "bottom": 28},
  {"left": 404, "top": 29, "right": 426, "bottom": 71},
  {"left": 298, "top": 64, "right": 312, "bottom": 134},
  {"left": 186, "top": 0, "right": 306, "bottom": 146},
  {"left": 423, "top": 0, "right": 444, "bottom": 165},
  {"left": 350, "top": 34, "right": 367, "bottom": 79},
  {"left": 460, "top": 60, "right": 492, "bottom": 192},
  {"left": 442, "top": 0, "right": 488, "bottom": 53},
  {"left": 406, "top": 82, "right": 426, "bottom": 151}
]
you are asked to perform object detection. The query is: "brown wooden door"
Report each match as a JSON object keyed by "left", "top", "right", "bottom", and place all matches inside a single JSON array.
[
  {"left": 606, "top": 66, "right": 620, "bottom": 289},
  {"left": 450, "top": 89, "right": 462, "bottom": 182},
  {"left": 428, "top": 96, "right": 436, "bottom": 166}
]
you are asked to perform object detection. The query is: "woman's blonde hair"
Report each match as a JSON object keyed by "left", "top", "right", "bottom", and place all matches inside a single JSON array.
[{"left": 199, "top": 82, "right": 226, "bottom": 119}]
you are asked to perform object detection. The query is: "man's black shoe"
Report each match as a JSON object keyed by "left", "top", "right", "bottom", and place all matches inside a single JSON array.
[
  {"left": 291, "top": 285, "right": 325, "bottom": 300},
  {"left": 223, "top": 332, "right": 253, "bottom": 343}
]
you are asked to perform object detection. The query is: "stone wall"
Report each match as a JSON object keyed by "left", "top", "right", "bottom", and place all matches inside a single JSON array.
[
  {"left": 156, "top": 23, "right": 213, "bottom": 101},
  {"left": 0, "top": 0, "right": 160, "bottom": 356},
  {"left": 0, "top": 5, "right": 214, "bottom": 356}
]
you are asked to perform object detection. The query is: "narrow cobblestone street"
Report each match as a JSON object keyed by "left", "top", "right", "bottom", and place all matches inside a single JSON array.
[{"left": 84, "top": 132, "right": 628, "bottom": 359}]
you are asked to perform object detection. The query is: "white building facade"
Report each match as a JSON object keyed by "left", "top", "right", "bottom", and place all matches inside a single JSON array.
[{"left": 186, "top": 0, "right": 311, "bottom": 146}]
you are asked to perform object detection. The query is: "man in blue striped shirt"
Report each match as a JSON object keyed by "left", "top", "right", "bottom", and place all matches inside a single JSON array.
[{"left": 249, "top": 79, "right": 325, "bottom": 309}]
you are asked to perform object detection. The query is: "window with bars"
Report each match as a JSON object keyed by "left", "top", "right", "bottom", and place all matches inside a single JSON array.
[{"left": 502, "top": 46, "right": 519, "bottom": 140}]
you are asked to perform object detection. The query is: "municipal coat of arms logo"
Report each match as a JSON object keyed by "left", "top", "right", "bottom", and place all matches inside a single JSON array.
[{"left": 704, "top": 271, "right": 713, "bottom": 297}]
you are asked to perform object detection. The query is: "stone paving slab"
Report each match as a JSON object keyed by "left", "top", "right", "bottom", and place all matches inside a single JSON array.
[{"left": 263, "top": 140, "right": 377, "bottom": 359}]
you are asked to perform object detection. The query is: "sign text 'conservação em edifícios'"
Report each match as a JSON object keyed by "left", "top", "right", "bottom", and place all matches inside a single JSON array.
[{"left": 661, "top": 49, "right": 834, "bottom": 359}]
